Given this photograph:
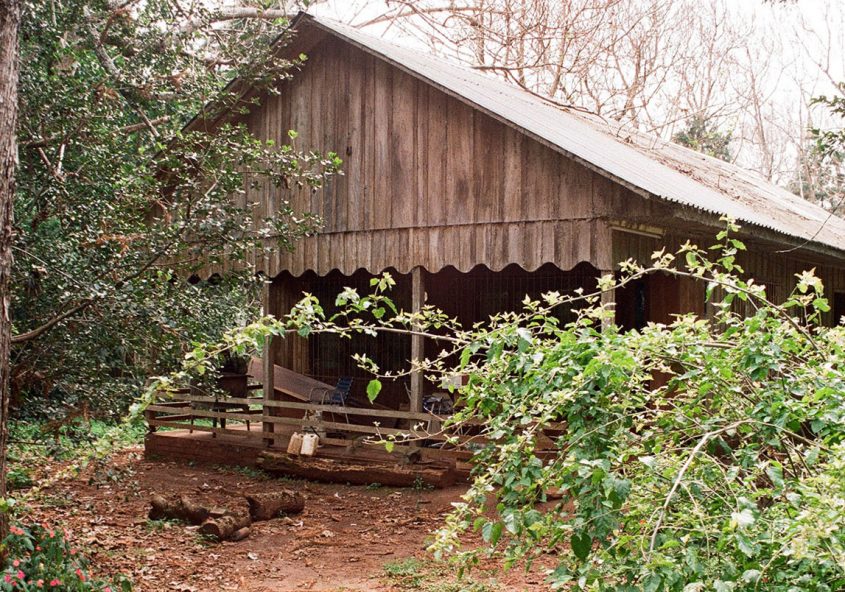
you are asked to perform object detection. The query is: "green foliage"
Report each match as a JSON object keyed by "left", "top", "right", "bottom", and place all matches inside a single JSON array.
[
  {"left": 384, "top": 558, "right": 425, "bottom": 588},
  {"left": 226, "top": 465, "right": 271, "bottom": 481},
  {"left": 152, "top": 223, "right": 845, "bottom": 591},
  {"left": 1, "top": 523, "right": 131, "bottom": 591},
  {"left": 143, "top": 519, "right": 176, "bottom": 533},
  {"left": 13, "top": 0, "right": 333, "bottom": 418},
  {"left": 383, "top": 558, "right": 498, "bottom": 592},
  {"left": 427, "top": 234, "right": 845, "bottom": 590},
  {"left": 3, "top": 418, "right": 145, "bottom": 515},
  {"left": 673, "top": 115, "right": 733, "bottom": 161},
  {"left": 805, "top": 89, "right": 845, "bottom": 211},
  {"left": 8, "top": 419, "right": 145, "bottom": 463},
  {"left": 5, "top": 468, "right": 33, "bottom": 492},
  {"left": 367, "top": 379, "right": 382, "bottom": 402}
]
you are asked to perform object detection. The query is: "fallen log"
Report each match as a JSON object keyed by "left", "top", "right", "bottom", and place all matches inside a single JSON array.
[
  {"left": 198, "top": 513, "right": 252, "bottom": 541},
  {"left": 257, "top": 451, "right": 455, "bottom": 489},
  {"left": 245, "top": 490, "right": 305, "bottom": 521},
  {"left": 148, "top": 495, "right": 209, "bottom": 525}
]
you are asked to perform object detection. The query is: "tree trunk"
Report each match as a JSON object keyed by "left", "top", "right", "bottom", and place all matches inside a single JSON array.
[{"left": 0, "top": 0, "right": 20, "bottom": 540}]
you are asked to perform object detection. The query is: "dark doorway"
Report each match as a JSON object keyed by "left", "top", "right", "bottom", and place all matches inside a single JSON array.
[
  {"left": 615, "top": 277, "right": 648, "bottom": 331},
  {"left": 834, "top": 292, "right": 845, "bottom": 326}
]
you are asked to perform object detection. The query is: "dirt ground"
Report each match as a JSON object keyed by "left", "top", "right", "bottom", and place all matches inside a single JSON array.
[{"left": 26, "top": 447, "right": 554, "bottom": 591}]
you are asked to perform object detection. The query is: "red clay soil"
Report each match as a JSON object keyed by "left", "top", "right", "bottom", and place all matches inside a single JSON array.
[{"left": 25, "top": 447, "right": 554, "bottom": 591}]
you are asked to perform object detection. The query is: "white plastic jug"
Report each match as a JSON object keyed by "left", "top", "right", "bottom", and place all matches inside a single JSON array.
[
  {"left": 287, "top": 432, "right": 303, "bottom": 455},
  {"left": 301, "top": 433, "right": 319, "bottom": 456}
]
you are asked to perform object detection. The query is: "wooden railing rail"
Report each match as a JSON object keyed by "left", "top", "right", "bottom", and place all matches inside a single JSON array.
[
  {"left": 144, "top": 389, "right": 567, "bottom": 444},
  {"left": 144, "top": 389, "right": 469, "bottom": 442}
]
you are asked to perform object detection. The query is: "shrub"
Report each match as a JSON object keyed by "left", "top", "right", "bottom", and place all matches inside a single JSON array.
[
  {"left": 1, "top": 523, "right": 131, "bottom": 591},
  {"left": 152, "top": 222, "right": 845, "bottom": 591}
]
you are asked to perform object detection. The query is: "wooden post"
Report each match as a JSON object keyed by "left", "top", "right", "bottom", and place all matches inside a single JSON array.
[
  {"left": 410, "top": 267, "right": 425, "bottom": 414},
  {"left": 600, "top": 269, "right": 615, "bottom": 331},
  {"left": 262, "top": 280, "right": 275, "bottom": 447}
]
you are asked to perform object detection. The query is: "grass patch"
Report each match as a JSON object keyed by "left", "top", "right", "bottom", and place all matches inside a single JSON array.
[
  {"left": 144, "top": 518, "right": 177, "bottom": 532},
  {"left": 226, "top": 465, "right": 271, "bottom": 480},
  {"left": 383, "top": 558, "right": 499, "bottom": 592}
]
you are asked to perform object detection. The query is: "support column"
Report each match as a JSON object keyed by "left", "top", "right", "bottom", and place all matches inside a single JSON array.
[
  {"left": 595, "top": 221, "right": 617, "bottom": 332},
  {"left": 600, "top": 269, "right": 616, "bottom": 331},
  {"left": 275, "top": 274, "right": 309, "bottom": 375},
  {"left": 410, "top": 267, "right": 425, "bottom": 413},
  {"left": 262, "top": 280, "right": 275, "bottom": 447}
]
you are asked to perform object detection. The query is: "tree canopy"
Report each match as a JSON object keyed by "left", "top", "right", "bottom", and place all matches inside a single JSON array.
[{"left": 12, "top": 0, "right": 336, "bottom": 417}]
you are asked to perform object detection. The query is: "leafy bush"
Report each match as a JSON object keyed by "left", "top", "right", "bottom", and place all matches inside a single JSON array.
[
  {"left": 8, "top": 419, "right": 145, "bottom": 464},
  {"left": 152, "top": 222, "right": 845, "bottom": 591},
  {"left": 5, "top": 468, "right": 32, "bottom": 492},
  {"left": 424, "top": 230, "right": 845, "bottom": 590},
  {"left": 1, "top": 523, "right": 130, "bottom": 591}
]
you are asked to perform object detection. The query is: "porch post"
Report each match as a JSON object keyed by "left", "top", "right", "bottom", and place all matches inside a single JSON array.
[
  {"left": 410, "top": 266, "right": 425, "bottom": 413},
  {"left": 594, "top": 221, "right": 617, "bottom": 332},
  {"left": 262, "top": 280, "right": 275, "bottom": 447},
  {"left": 600, "top": 269, "right": 615, "bottom": 331}
]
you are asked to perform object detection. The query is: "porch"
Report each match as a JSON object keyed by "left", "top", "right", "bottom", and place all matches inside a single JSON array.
[
  {"left": 144, "top": 261, "right": 600, "bottom": 482},
  {"left": 143, "top": 362, "right": 471, "bottom": 486}
]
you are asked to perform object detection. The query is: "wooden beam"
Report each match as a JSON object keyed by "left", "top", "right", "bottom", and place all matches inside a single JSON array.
[
  {"left": 410, "top": 266, "right": 425, "bottom": 413},
  {"left": 147, "top": 400, "right": 436, "bottom": 422},
  {"left": 262, "top": 280, "right": 275, "bottom": 446}
]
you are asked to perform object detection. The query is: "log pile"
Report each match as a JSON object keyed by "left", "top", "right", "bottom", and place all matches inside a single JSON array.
[
  {"left": 149, "top": 495, "right": 209, "bottom": 525},
  {"left": 198, "top": 512, "right": 252, "bottom": 541},
  {"left": 147, "top": 490, "right": 304, "bottom": 542}
]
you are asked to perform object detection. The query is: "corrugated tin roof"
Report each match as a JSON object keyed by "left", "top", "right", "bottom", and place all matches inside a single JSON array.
[{"left": 303, "top": 13, "right": 845, "bottom": 256}]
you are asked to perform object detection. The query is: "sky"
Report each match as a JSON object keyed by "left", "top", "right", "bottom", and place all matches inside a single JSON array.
[{"left": 300, "top": 0, "right": 845, "bottom": 188}]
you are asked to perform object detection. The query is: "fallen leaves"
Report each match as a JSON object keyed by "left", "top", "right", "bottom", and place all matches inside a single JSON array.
[{"left": 25, "top": 447, "right": 550, "bottom": 591}]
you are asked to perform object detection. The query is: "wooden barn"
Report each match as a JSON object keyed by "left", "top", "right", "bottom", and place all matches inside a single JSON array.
[{"left": 145, "top": 13, "right": 845, "bottom": 477}]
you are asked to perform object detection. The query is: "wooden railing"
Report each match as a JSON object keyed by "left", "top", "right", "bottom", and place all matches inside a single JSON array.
[
  {"left": 144, "top": 389, "right": 467, "bottom": 447},
  {"left": 145, "top": 387, "right": 567, "bottom": 455}
]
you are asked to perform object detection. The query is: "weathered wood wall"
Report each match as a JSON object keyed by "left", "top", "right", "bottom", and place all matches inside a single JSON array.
[
  {"left": 212, "top": 24, "right": 845, "bottom": 327},
  {"left": 612, "top": 228, "right": 845, "bottom": 326},
  {"left": 234, "top": 34, "right": 616, "bottom": 277}
]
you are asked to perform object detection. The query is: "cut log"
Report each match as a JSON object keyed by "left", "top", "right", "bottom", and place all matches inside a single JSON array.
[
  {"left": 257, "top": 451, "right": 455, "bottom": 489},
  {"left": 148, "top": 495, "right": 209, "bottom": 525},
  {"left": 148, "top": 494, "right": 172, "bottom": 521},
  {"left": 229, "top": 526, "right": 251, "bottom": 542},
  {"left": 179, "top": 495, "right": 210, "bottom": 525},
  {"left": 245, "top": 490, "right": 305, "bottom": 521},
  {"left": 198, "top": 513, "right": 252, "bottom": 541}
]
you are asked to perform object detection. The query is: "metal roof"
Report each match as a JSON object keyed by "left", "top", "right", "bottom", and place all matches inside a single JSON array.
[{"left": 302, "top": 13, "right": 845, "bottom": 256}]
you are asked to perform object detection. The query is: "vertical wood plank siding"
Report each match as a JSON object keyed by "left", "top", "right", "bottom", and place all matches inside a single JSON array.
[
  {"left": 612, "top": 229, "right": 845, "bottom": 326},
  {"left": 221, "top": 37, "right": 610, "bottom": 277},
  {"left": 200, "top": 31, "right": 845, "bottom": 330}
]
